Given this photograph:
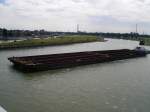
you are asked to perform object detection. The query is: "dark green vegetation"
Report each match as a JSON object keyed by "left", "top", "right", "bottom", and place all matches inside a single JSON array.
[
  {"left": 0, "top": 35, "right": 103, "bottom": 49},
  {"left": 1, "top": 27, "right": 150, "bottom": 40},
  {"left": 0, "top": 28, "right": 52, "bottom": 39}
]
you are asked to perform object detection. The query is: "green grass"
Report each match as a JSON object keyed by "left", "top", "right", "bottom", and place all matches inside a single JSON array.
[
  {"left": 142, "top": 38, "right": 150, "bottom": 45},
  {"left": 0, "top": 35, "right": 104, "bottom": 49}
]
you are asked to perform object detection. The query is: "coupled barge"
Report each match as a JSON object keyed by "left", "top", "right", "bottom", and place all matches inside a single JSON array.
[{"left": 8, "top": 49, "right": 147, "bottom": 72}]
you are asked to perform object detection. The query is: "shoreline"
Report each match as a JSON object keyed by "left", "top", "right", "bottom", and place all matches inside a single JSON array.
[
  {"left": 0, "top": 35, "right": 104, "bottom": 50},
  {"left": 0, "top": 41, "right": 104, "bottom": 50}
]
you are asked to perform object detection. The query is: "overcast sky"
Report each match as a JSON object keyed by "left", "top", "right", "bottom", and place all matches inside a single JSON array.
[{"left": 0, "top": 0, "right": 150, "bottom": 33}]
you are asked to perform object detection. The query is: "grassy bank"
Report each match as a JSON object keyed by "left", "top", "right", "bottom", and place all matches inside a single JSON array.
[
  {"left": 141, "top": 38, "right": 150, "bottom": 45},
  {"left": 0, "top": 35, "right": 104, "bottom": 49}
]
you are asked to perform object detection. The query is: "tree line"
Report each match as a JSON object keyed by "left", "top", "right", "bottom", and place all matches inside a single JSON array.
[
  {"left": 0, "top": 28, "right": 150, "bottom": 40},
  {"left": 0, "top": 28, "right": 63, "bottom": 40}
]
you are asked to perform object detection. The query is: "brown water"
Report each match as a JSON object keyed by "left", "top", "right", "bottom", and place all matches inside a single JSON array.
[{"left": 0, "top": 39, "right": 150, "bottom": 112}]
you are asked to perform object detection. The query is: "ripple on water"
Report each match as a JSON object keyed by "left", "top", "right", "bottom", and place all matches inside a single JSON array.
[
  {"left": 105, "top": 102, "right": 110, "bottom": 105},
  {"left": 112, "top": 105, "right": 119, "bottom": 109}
]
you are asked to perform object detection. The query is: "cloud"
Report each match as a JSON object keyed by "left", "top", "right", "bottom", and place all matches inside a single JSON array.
[{"left": 0, "top": 0, "right": 150, "bottom": 33}]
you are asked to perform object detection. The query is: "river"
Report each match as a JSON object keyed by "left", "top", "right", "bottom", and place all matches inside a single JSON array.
[{"left": 0, "top": 39, "right": 150, "bottom": 112}]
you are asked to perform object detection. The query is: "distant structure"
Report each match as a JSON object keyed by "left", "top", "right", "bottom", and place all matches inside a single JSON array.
[
  {"left": 135, "top": 24, "right": 139, "bottom": 39},
  {"left": 143, "top": 31, "right": 145, "bottom": 35},
  {"left": 136, "top": 24, "right": 138, "bottom": 34},
  {"left": 77, "top": 24, "right": 80, "bottom": 33}
]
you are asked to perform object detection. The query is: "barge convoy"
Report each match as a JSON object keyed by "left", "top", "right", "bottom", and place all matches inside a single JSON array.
[{"left": 8, "top": 48, "right": 147, "bottom": 72}]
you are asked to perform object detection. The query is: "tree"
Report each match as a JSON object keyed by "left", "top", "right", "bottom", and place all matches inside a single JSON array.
[{"left": 2, "top": 29, "right": 8, "bottom": 40}]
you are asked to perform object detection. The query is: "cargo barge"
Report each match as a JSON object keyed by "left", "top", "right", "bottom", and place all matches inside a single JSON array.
[{"left": 8, "top": 48, "right": 147, "bottom": 72}]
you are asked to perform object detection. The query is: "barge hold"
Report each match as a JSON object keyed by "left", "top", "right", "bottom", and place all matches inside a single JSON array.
[{"left": 8, "top": 49, "right": 147, "bottom": 72}]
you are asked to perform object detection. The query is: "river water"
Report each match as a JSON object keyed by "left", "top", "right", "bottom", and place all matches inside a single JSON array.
[{"left": 0, "top": 39, "right": 150, "bottom": 112}]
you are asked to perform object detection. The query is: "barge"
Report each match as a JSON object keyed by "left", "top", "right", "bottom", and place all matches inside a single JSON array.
[{"left": 8, "top": 48, "right": 147, "bottom": 72}]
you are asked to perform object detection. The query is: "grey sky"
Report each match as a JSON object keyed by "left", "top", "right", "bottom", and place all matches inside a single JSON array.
[{"left": 0, "top": 0, "right": 150, "bottom": 34}]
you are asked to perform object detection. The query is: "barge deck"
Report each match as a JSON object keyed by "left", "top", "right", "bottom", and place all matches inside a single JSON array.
[{"left": 8, "top": 49, "right": 147, "bottom": 72}]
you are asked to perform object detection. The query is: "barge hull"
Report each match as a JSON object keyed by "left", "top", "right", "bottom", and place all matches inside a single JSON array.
[{"left": 8, "top": 49, "right": 146, "bottom": 72}]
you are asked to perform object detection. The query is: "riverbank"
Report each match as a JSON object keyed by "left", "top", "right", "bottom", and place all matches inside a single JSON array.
[
  {"left": 0, "top": 35, "right": 104, "bottom": 49},
  {"left": 141, "top": 38, "right": 150, "bottom": 45}
]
